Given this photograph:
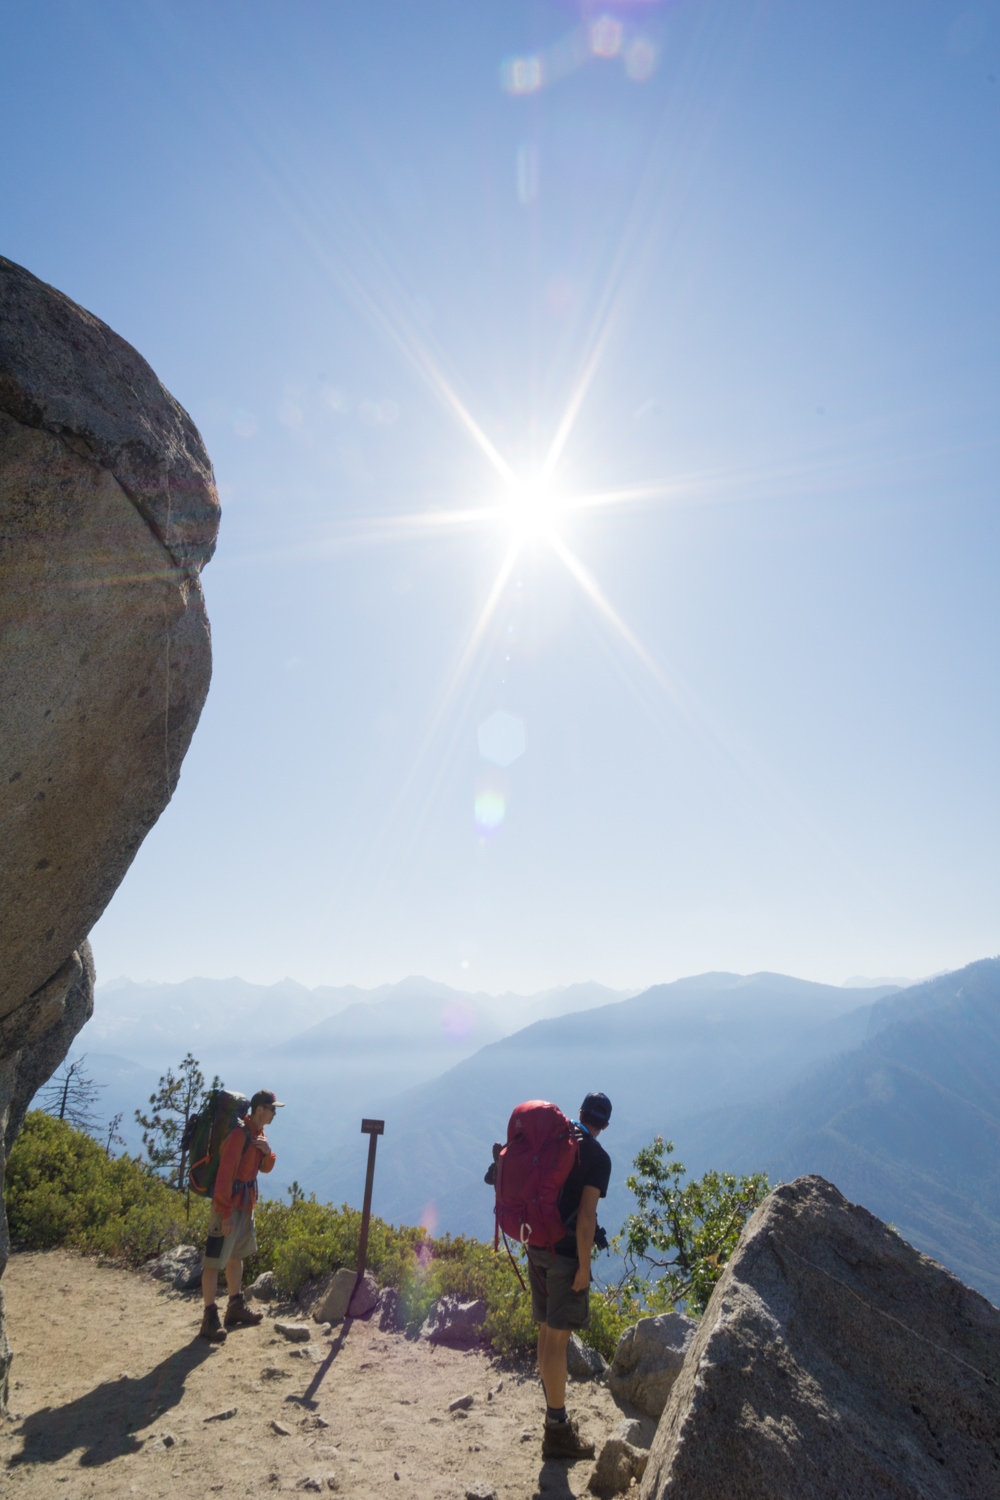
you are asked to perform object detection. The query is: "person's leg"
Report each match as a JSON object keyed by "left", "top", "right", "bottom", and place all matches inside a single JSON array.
[
  {"left": 223, "top": 1206, "right": 263, "bottom": 1328},
  {"left": 199, "top": 1210, "right": 229, "bottom": 1340},
  {"left": 538, "top": 1254, "right": 596, "bottom": 1461},
  {"left": 538, "top": 1324, "right": 572, "bottom": 1411}
]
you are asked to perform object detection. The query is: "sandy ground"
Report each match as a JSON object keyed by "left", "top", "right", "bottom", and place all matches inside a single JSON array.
[{"left": 1, "top": 1250, "right": 630, "bottom": 1500}]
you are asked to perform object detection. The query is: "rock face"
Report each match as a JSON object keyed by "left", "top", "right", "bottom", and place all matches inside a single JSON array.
[
  {"left": 608, "top": 1312, "right": 696, "bottom": 1418},
  {"left": 641, "top": 1176, "right": 1000, "bottom": 1500},
  {"left": 0, "top": 256, "right": 218, "bottom": 1409}
]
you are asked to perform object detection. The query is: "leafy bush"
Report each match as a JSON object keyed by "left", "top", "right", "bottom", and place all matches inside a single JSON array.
[
  {"left": 7, "top": 1111, "right": 209, "bottom": 1262},
  {"left": 611, "top": 1135, "right": 769, "bottom": 1316}
]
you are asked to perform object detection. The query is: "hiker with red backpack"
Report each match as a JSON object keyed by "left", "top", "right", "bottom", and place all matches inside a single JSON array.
[
  {"left": 488, "top": 1090, "right": 612, "bottom": 1460},
  {"left": 198, "top": 1089, "right": 283, "bottom": 1342}
]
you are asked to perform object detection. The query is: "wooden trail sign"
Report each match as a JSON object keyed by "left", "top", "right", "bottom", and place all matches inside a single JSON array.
[{"left": 356, "top": 1118, "right": 384, "bottom": 1279}]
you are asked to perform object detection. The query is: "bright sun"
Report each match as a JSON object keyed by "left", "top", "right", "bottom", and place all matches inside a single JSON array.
[{"left": 504, "top": 477, "right": 560, "bottom": 543}]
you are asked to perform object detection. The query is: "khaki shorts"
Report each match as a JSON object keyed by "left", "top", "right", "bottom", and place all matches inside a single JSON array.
[
  {"left": 527, "top": 1247, "right": 590, "bottom": 1330},
  {"left": 202, "top": 1200, "right": 257, "bottom": 1269}
]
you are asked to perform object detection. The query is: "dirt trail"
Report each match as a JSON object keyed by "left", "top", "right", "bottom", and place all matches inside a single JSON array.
[{"left": 2, "top": 1250, "right": 628, "bottom": 1500}]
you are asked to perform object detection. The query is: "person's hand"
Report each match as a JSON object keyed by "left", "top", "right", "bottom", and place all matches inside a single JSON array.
[
  {"left": 572, "top": 1263, "right": 591, "bottom": 1293},
  {"left": 222, "top": 1217, "right": 234, "bottom": 1235},
  {"left": 252, "top": 1130, "right": 271, "bottom": 1157}
]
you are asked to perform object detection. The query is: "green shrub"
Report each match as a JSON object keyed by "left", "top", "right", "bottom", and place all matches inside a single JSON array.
[{"left": 7, "top": 1111, "right": 209, "bottom": 1263}]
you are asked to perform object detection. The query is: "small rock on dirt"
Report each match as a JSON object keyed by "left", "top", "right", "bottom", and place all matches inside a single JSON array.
[
  {"left": 448, "top": 1394, "right": 474, "bottom": 1412},
  {"left": 270, "top": 1420, "right": 292, "bottom": 1436},
  {"left": 274, "top": 1320, "right": 312, "bottom": 1342},
  {"left": 466, "top": 1485, "right": 499, "bottom": 1500},
  {"left": 249, "top": 1270, "right": 278, "bottom": 1300},
  {"left": 348, "top": 1270, "right": 379, "bottom": 1319},
  {"left": 309, "top": 1267, "right": 357, "bottom": 1325},
  {"left": 378, "top": 1286, "right": 403, "bottom": 1332},
  {"left": 588, "top": 1436, "right": 648, "bottom": 1496},
  {"left": 608, "top": 1312, "right": 696, "bottom": 1418},
  {"left": 261, "top": 1366, "right": 291, "bottom": 1381},
  {"left": 566, "top": 1333, "right": 608, "bottom": 1380},
  {"left": 419, "top": 1296, "right": 487, "bottom": 1348},
  {"left": 296, "top": 1479, "right": 323, "bottom": 1492},
  {"left": 204, "top": 1406, "right": 238, "bottom": 1422},
  {"left": 613, "top": 1416, "right": 656, "bottom": 1449},
  {"left": 144, "top": 1244, "right": 203, "bottom": 1292}
]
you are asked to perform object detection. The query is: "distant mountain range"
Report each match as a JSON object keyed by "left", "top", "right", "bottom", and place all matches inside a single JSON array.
[
  {"left": 299, "top": 970, "right": 899, "bottom": 1240},
  {"left": 73, "top": 974, "right": 632, "bottom": 1158},
  {"left": 673, "top": 959, "right": 1000, "bottom": 1303},
  {"left": 66, "top": 960, "right": 1000, "bottom": 1308}
]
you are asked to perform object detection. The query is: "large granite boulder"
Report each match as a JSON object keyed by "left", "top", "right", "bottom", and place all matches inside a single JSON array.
[
  {"left": 641, "top": 1175, "right": 1000, "bottom": 1500},
  {"left": 608, "top": 1311, "right": 696, "bottom": 1417},
  {"left": 0, "top": 256, "right": 218, "bottom": 1408}
]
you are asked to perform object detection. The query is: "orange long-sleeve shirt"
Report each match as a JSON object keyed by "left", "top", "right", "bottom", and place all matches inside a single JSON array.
[{"left": 213, "top": 1122, "right": 276, "bottom": 1218}]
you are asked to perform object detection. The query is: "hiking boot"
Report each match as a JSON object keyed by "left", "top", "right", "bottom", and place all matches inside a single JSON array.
[
  {"left": 224, "top": 1292, "right": 263, "bottom": 1329},
  {"left": 541, "top": 1416, "right": 596, "bottom": 1461},
  {"left": 199, "top": 1303, "right": 227, "bottom": 1343}
]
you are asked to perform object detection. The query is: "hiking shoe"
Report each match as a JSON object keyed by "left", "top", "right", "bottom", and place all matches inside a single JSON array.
[
  {"left": 224, "top": 1293, "right": 263, "bottom": 1329},
  {"left": 541, "top": 1417, "right": 596, "bottom": 1461},
  {"left": 199, "top": 1303, "right": 227, "bottom": 1343}
]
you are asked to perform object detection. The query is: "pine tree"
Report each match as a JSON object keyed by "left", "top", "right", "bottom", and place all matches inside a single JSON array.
[{"left": 135, "top": 1053, "right": 221, "bottom": 1191}]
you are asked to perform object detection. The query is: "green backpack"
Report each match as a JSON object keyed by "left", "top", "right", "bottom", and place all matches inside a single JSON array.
[{"left": 182, "top": 1088, "right": 250, "bottom": 1197}]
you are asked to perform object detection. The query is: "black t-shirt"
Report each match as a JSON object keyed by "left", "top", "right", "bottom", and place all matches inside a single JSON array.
[{"left": 554, "top": 1128, "right": 611, "bottom": 1258}]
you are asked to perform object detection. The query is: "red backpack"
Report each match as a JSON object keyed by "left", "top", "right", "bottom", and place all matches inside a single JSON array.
[{"left": 494, "top": 1100, "right": 580, "bottom": 1252}]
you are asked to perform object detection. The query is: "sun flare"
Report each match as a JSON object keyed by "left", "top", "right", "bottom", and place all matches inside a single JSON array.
[{"left": 503, "top": 476, "right": 561, "bottom": 544}]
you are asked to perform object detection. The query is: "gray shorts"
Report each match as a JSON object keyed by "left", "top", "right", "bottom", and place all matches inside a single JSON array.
[
  {"left": 202, "top": 1200, "right": 257, "bottom": 1269},
  {"left": 527, "top": 1247, "right": 590, "bottom": 1330}
]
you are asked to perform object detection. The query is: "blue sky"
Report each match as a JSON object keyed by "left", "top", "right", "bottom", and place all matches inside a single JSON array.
[{"left": 5, "top": 1, "right": 999, "bottom": 993}]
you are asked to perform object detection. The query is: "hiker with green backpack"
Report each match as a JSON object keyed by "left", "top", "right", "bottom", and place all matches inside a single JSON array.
[{"left": 196, "top": 1088, "right": 283, "bottom": 1342}]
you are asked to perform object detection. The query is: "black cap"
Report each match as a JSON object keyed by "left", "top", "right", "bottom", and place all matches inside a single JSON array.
[{"left": 580, "top": 1091, "right": 612, "bottom": 1128}]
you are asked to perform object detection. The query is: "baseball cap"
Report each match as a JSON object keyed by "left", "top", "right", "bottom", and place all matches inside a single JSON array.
[
  {"left": 251, "top": 1089, "right": 285, "bottom": 1111},
  {"left": 580, "top": 1091, "right": 612, "bottom": 1127}
]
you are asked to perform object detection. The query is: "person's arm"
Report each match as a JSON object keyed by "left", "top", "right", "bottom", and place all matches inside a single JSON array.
[
  {"left": 256, "top": 1134, "right": 276, "bottom": 1174},
  {"left": 213, "top": 1126, "right": 243, "bottom": 1231},
  {"left": 572, "top": 1185, "right": 601, "bottom": 1292}
]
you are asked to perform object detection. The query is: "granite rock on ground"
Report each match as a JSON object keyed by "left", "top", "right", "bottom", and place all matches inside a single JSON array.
[{"left": 641, "top": 1174, "right": 1000, "bottom": 1500}]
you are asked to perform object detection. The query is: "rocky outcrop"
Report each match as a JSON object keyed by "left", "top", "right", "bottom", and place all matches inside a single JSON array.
[
  {"left": 0, "top": 256, "right": 218, "bottom": 1409},
  {"left": 641, "top": 1176, "right": 1000, "bottom": 1500},
  {"left": 608, "top": 1311, "right": 696, "bottom": 1417}
]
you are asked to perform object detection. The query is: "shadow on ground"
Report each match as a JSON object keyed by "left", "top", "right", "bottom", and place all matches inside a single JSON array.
[
  {"left": 7, "top": 1340, "right": 215, "bottom": 1467},
  {"left": 532, "top": 1458, "right": 580, "bottom": 1497}
]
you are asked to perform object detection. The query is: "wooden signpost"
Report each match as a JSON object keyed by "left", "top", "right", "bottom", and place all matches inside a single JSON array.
[{"left": 356, "top": 1118, "right": 385, "bottom": 1279}]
